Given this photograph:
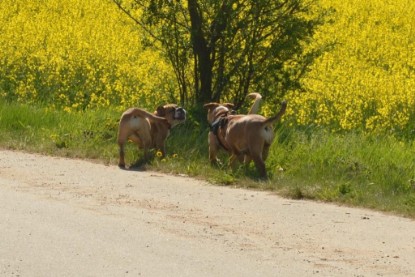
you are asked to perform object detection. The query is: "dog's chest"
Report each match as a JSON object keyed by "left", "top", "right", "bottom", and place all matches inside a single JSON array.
[{"left": 150, "top": 122, "right": 170, "bottom": 141}]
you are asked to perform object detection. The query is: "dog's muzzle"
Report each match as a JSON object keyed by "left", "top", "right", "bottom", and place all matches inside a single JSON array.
[{"left": 174, "top": 108, "right": 187, "bottom": 120}]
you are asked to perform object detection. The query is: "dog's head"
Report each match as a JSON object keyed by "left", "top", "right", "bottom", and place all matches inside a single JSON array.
[
  {"left": 155, "top": 104, "right": 187, "bottom": 128},
  {"left": 203, "top": 102, "right": 235, "bottom": 124}
]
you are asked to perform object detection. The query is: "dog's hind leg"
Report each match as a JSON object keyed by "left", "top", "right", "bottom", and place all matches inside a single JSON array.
[
  {"left": 262, "top": 144, "right": 271, "bottom": 162},
  {"left": 117, "top": 119, "right": 132, "bottom": 168},
  {"left": 136, "top": 131, "right": 152, "bottom": 161},
  {"left": 252, "top": 153, "right": 267, "bottom": 179},
  {"left": 117, "top": 131, "right": 131, "bottom": 168},
  {"left": 249, "top": 143, "right": 267, "bottom": 178},
  {"left": 118, "top": 142, "right": 126, "bottom": 168}
]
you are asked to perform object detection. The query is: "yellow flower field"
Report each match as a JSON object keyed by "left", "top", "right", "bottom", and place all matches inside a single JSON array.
[
  {"left": 0, "top": 0, "right": 176, "bottom": 111},
  {"left": 1, "top": 0, "right": 414, "bottom": 134},
  {"left": 286, "top": 0, "right": 415, "bottom": 134}
]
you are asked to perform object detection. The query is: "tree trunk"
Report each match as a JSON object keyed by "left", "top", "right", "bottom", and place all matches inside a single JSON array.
[{"left": 187, "top": 0, "right": 213, "bottom": 104}]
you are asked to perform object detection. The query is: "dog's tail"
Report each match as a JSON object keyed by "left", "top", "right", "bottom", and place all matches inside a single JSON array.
[
  {"left": 247, "top": 92, "right": 262, "bottom": 114},
  {"left": 262, "top": 101, "right": 287, "bottom": 126},
  {"left": 122, "top": 108, "right": 167, "bottom": 123}
]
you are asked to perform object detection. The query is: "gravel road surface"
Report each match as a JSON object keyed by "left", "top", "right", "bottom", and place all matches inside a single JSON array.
[{"left": 0, "top": 150, "right": 414, "bottom": 276}]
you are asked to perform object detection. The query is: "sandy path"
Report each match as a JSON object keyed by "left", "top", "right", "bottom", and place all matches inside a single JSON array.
[{"left": 0, "top": 149, "right": 414, "bottom": 276}]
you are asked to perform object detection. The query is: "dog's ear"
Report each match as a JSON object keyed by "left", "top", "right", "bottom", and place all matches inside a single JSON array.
[
  {"left": 203, "top": 103, "right": 219, "bottom": 110},
  {"left": 156, "top": 105, "right": 166, "bottom": 116}
]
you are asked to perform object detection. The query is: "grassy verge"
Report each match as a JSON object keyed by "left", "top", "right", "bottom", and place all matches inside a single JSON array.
[{"left": 1, "top": 101, "right": 414, "bottom": 218}]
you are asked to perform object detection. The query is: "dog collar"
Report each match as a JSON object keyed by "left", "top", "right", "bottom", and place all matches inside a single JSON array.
[
  {"left": 210, "top": 117, "right": 226, "bottom": 134},
  {"left": 209, "top": 117, "right": 230, "bottom": 151}
]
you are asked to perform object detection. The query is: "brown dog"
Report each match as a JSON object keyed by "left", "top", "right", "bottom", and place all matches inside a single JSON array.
[
  {"left": 204, "top": 93, "right": 262, "bottom": 164},
  {"left": 205, "top": 96, "right": 286, "bottom": 178},
  {"left": 117, "top": 104, "right": 186, "bottom": 168},
  {"left": 224, "top": 101, "right": 287, "bottom": 178}
]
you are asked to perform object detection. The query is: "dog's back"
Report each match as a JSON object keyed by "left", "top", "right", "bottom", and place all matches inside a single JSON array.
[{"left": 225, "top": 114, "right": 271, "bottom": 152}]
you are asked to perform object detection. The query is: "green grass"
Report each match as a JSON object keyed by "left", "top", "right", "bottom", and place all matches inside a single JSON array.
[
  {"left": 1, "top": 101, "right": 414, "bottom": 218},
  {"left": 0, "top": 102, "right": 119, "bottom": 161}
]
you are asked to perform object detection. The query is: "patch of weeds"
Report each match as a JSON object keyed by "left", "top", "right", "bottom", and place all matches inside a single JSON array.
[
  {"left": 404, "top": 194, "right": 415, "bottom": 209},
  {"left": 338, "top": 183, "right": 352, "bottom": 195},
  {"left": 290, "top": 186, "right": 305, "bottom": 200},
  {"left": 213, "top": 173, "right": 237, "bottom": 186},
  {"left": 50, "top": 133, "right": 71, "bottom": 149}
]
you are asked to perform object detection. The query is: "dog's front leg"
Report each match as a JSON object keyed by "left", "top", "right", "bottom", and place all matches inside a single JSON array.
[
  {"left": 143, "top": 148, "right": 151, "bottom": 161},
  {"left": 208, "top": 132, "right": 221, "bottom": 164},
  {"left": 243, "top": 154, "right": 252, "bottom": 164},
  {"left": 229, "top": 153, "right": 238, "bottom": 170},
  {"left": 159, "top": 144, "right": 166, "bottom": 157},
  {"left": 154, "top": 135, "right": 166, "bottom": 157}
]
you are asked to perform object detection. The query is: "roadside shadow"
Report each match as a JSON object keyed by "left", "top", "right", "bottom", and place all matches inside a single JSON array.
[{"left": 119, "top": 156, "right": 155, "bottom": 171}]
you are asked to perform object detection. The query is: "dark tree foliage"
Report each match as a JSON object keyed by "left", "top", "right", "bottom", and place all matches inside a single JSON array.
[{"left": 112, "top": 0, "right": 326, "bottom": 108}]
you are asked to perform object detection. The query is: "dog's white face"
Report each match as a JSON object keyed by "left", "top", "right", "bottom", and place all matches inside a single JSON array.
[
  {"left": 156, "top": 104, "right": 187, "bottom": 127},
  {"left": 171, "top": 107, "right": 187, "bottom": 127},
  {"left": 173, "top": 107, "right": 187, "bottom": 120}
]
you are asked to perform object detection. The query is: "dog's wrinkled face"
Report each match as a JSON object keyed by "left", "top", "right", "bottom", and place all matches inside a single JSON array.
[
  {"left": 204, "top": 103, "right": 235, "bottom": 124},
  {"left": 156, "top": 104, "right": 187, "bottom": 127}
]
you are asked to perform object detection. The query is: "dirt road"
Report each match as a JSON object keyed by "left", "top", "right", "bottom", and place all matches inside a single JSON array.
[{"left": 0, "top": 150, "right": 414, "bottom": 276}]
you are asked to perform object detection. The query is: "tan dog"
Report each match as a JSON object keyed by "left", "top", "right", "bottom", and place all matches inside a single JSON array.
[
  {"left": 117, "top": 104, "right": 186, "bottom": 168},
  {"left": 205, "top": 96, "right": 286, "bottom": 178},
  {"left": 224, "top": 101, "right": 287, "bottom": 178},
  {"left": 204, "top": 93, "right": 262, "bottom": 164}
]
